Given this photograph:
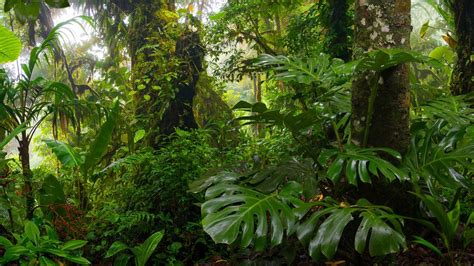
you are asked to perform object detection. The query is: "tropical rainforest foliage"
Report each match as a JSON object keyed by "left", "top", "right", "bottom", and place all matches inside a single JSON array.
[{"left": 0, "top": 0, "right": 473, "bottom": 265}]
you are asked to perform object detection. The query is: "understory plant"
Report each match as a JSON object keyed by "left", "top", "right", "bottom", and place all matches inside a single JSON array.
[
  {"left": 0, "top": 221, "right": 90, "bottom": 265},
  {"left": 191, "top": 49, "right": 474, "bottom": 263}
]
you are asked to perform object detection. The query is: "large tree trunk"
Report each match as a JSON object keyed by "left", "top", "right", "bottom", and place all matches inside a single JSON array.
[
  {"left": 350, "top": 0, "right": 414, "bottom": 214},
  {"left": 351, "top": 0, "right": 411, "bottom": 154},
  {"left": 451, "top": 0, "right": 474, "bottom": 95},
  {"left": 129, "top": 1, "right": 199, "bottom": 146}
]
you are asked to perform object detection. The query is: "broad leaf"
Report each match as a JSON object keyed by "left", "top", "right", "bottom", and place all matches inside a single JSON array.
[
  {"left": 319, "top": 145, "right": 407, "bottom": 185},
  {"left": 202, "top": 182, "right": 303, "bottom": 249},
  {"left": 134, "top": 230, "right": 164, "bottom": 266},
  {"left": 44, "top": 140, "right": 83, "bottom": 168},
  {"left": 82, "top": 100, "right": 120, "bottom": 176},
  {"left": 309, "top": 208, "right": 354, "bottom": 259},
  {"left": 24, "top": 221, "right": 40, "bottom": 246},
  {"left": 0, "top": 24, "right": 21, "bottom": 64},
  {"left": 105, "top": 241, "right": 129, "bottom": 258},
  {"left": 62, "top": 240, "right": 88, "bottom": 251},
  {"left": 0, "top": 123, "right": 27, "bottom": 149},
  {"left": 299, "top": 199, "right": 405, "bottom": 260}
]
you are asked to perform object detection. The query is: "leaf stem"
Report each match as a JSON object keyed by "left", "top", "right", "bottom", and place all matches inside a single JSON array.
[{"left": 363, "top": 72, "right": 380, "bottom": 148}]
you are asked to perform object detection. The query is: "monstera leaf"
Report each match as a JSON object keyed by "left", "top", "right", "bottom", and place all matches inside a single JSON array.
[
  {"left": 319, "top": 144, "right": 408, "bottom": 185},
  {"left": 297, "top": 199, "right": 406, "bottom": 260},
  {"left": 201, "top": 182, "right": 304, "bottom": 250},
  {"left": 0, "top": 24, "right": 21, "bottom": 64}
]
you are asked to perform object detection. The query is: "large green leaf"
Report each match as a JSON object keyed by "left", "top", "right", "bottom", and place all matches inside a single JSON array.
[
  {"left": 0, "top": 123, "right": 27, "bottom": 149},
  {"left": 319, "top": 145, "right": 407, "bottom": 186},
  {"left": 44, "top": 140, "right": 83, "bottom": 168},
  {"left": 355, "top": 212, "right": 406, "bottom": 257},
  {"left": 0, "top": 24, "right": 21, "bottom": 64},
  {"left": 105, "top": 241, "right": 129, "bottom": 258},
  {"left": 298, "top": 199, "right": 405, "bottom": 260},
  {"left": 62, "top": 240, "right": 88, "bottom": 251},
  {"left": 309, "top": 208, "right": 354, "bottom": 259},
  {"left": 82, "top": 100, "right": 119, "bottom": 176},
  {"left": 201, "top": 182, "right": 303, "bottom": 250},
  {"left": 24, "top": 221, "right": 40, "bottom": 246},
  {"left": 133, "top": 230, "right": 164, "bottom": 266},
  {"left": 1, "top": 245, "right": 30, "bottom": 262}
]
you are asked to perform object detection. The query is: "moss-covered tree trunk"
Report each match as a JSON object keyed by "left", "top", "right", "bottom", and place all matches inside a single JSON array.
[
  {"left": 128, "top": 1, "right": 199, "bottom": 146},
  {"left": 451, "top": 0, "right": 474, "bottom": 95},
  {"left": 351, "top": 0, "right": 411, "bottom": 154}
]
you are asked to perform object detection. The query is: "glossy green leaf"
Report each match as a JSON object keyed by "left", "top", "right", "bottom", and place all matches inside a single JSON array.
[
  {"left": 2, "top": 245, "right": 30, "bottom": 262},
  {"left": 327, "top": 157, "right": 344, "bottom": 183},
  {"left": 319, "top": 145, "right": 407, "bottom": 185},
  {"left": 62, "top": 240, "right": 87, "bottom": 251},
  {"left": 134, "top": 230, "right": 164, "bottom": 266},
  {"left": 25, "top": 221, "right": 40, "bottom": 245},
  {"left": 202, "top": 183, "right": 302, "bottom": 249},
  {"left": 413, "top": 236, "right": 443, "bottom": 257},
  {"left": 62, "top": 255, "right": 91, "bottom": 265},
  {"left": 133, "top": 129, "right": 146, "bottom": 143},
  {"left": 0, "top": 123, "right": 27, "bottom": 149},
  {"left": 0, "top": 236, "right": 13, "bottom": 247},
  {"left": 309, "top": 208, "right": 353, "bottom": 259},
  {"left": 114, "top": 254, "right": 132, "bottom": 266},
  {"left": 0, "top": 24, "right": 21, "bottom": 64},
  {"left": 44, "top": 140, "right": 83, "bottom": 168},
  {"left": 82, "top": 100, "right": 120, "bottom": 176},
  {"left": 447, "top": 201, "right": 460, "bottom": 239},
  {"left": 39, "top": 256, "right": 57, "bottom": 266},
  {"left": 345, "top": 160, "right": 358, "bottom": 185},
  {"left": 105, "top": 241, "right": 129, "bottom": 258},
  {"left": 366, "top": 214, "right": 406, "bottom": 256}
]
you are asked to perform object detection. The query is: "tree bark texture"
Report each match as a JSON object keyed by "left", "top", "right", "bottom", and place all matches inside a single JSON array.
[
  {"left": 18, "top": 135, "right": 34, "bottom": 219},
  {"left": 351, "top": 0, "right": 411, "bottom": 154},
  {"left": 451, "top": 0, "right": 474, "bottom": 95},
  {"left": 128, "top": 1, "right": 200, "bottom": 146}
]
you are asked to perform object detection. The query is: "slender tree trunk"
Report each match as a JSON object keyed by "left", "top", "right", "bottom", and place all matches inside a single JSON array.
[
  {"left": 451, "top": 0, "right": 474, "bottom": 95},
  {"left": 325, "top": 0, "right": 352, "bottom": 61},
  {"left": 351, "top": 0, "right": 411, "bottom": 154},
  {"left": 18, "top": 135, "right": 34, "bottom": 219}
]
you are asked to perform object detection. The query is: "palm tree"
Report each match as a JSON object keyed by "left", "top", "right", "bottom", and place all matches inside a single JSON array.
[{"left": 0, "top": 19, "right": 81, "bottom": 218}]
